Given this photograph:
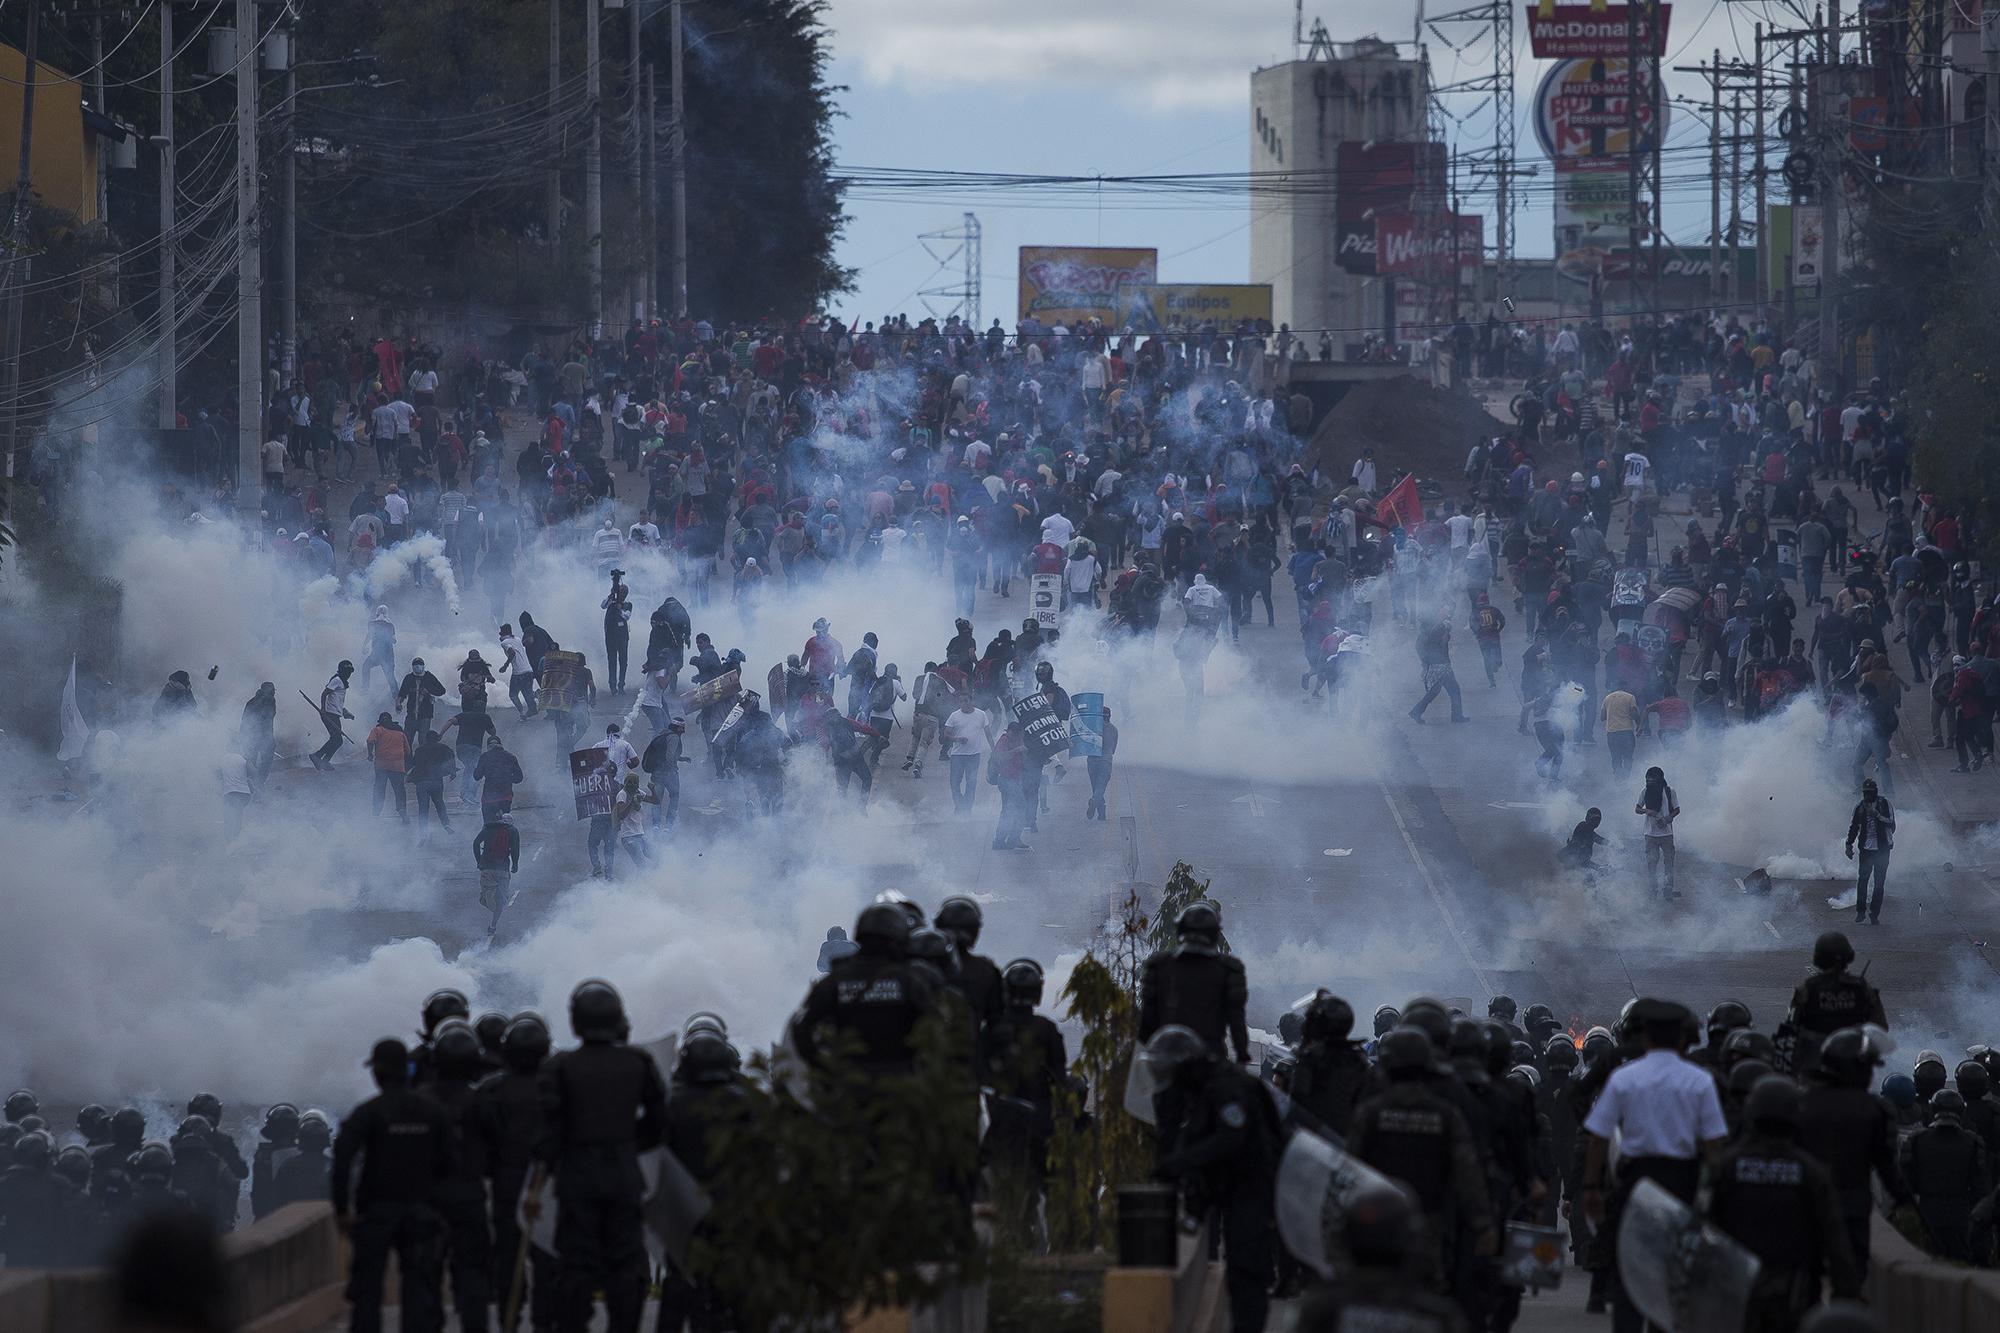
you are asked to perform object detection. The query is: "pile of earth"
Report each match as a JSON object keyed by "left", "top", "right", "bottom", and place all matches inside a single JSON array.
[{"left": 1303, "top": 375, "right": 1511, "bottom": 488}]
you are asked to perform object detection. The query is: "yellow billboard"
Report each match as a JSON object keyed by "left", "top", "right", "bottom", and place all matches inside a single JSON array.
[
  {"left": 1017, "top": 246, "right": 1158, "bottom": 326},
  {"left": 1117, "top": 283, "right": 1274, "bottom": 333}
]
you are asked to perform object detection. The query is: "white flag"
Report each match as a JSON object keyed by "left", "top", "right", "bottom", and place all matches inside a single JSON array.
[{"left": 58, "top": 655, "right": 89, "bottom": 761}]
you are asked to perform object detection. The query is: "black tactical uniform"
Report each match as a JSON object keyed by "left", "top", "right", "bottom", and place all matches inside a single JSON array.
[
  {"left": 1798, "top": 1028, "right": 1911, "bottom": 1276},
  {"left": 1347, "top": 1029, "right": 1495, "bottom": 1286},
  {"left": 332, "top": 1039, "right": 456, "bottom": 1333},
  {"left": 980, "top": 961, "right": 1068, "bottom": 1215},
  {"left": 1137, "top": 945, "right": 1250, "bottom": 1063},
  {"left": 0, "top": 1134, "right": 79, "bottom": 1268},
  {"left": 657, "top": 1033, "right": 749, "bottom": 1333},
  {"left": 1151, "top": 1032, "right": 1282, "bottom": 1333},
  {"left": 1899, "top": 1093, "right": 1993, "bottom": 1261},
  {"left": 1708, "top": 1078, "right": 1861, "bottom": 1332},
  {"left": 533, "top": 982, "right": 668, "bottom": 1333},
  {"left": 479, "top": 1015, "right": 555, "bottom": 1333},
  {"left": 269, "top": 1116, "right": 331, "bottom": 1210},
  {"left": 250, "top": 1104, "right": 301, "bottom": 1220},
  {"left": 1288, "top": 999, "right": 1371, "bottom": 1140},
  {"left": 797, "top": 905, "right": 941, "bottom": 1077},
  {"left": 426, "top": 1021, "right": 495, "bottom": 1331},
  {"left": 1295, "top": 1179, "right": 1471, "bottom": 1331},
  {"left": 934, "top": 896, "right": 1005, "bottom": 1039},
  {"left": 1778, "top": 933, "right": 1885, "bottom": 1073},
  {"left": 90, "top": 1109, "right": 146, "bottom": 1199}
]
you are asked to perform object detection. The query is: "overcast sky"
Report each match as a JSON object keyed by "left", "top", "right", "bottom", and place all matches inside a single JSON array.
[{"left": 820, "top": 0, "right": 1741, "bottom": 323}]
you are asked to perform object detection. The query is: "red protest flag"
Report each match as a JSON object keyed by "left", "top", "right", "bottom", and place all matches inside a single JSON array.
[{"left": 1380, "top": 473, "right": 1423, "bottom": 529}]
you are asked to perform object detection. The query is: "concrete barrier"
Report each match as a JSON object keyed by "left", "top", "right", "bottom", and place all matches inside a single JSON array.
[
  {"left": 1865, "top": 1214, "right": 2000, "bottom": 1332},
  {"left": 0, "top": 1201, "right": 345, "bottom": 1333},
  {"left": 1101, "top": 1225, "right": 1226, "bottom": 1333}
]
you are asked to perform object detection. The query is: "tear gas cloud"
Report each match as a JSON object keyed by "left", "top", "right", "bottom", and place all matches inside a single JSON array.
[{"left": 3, "top": 363, "right": 1994, "bottom": 1111}]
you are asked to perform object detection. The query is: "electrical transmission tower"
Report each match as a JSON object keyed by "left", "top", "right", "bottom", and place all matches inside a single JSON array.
[
  {"left": 917, "top": 213, "right": 981, "bottom": 327},
  {"left": 1429, "top": 0, "right": 1526, "bottom": 301}
]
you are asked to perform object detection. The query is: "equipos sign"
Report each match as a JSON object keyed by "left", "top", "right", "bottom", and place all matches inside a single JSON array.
[
  {"left": 1116, "top": 283, "right": 1273, "bottom": 332},
  {"left": 1018, "top": 246, "right": 1157, "bottom": 325}
]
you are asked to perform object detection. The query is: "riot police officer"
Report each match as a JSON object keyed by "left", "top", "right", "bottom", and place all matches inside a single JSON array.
[
  {"left": 413, "top": 987, "right": 473, "bottom": 1088},
  {"left": 1137, "top": 901, "right": 1249, "bottom": 1064},
  {"left": 3, "top": 1089, "right": 37, "bottom": 1125},
  {"left": 1707, "top": 1076, "right": 1861, "bottom": 1329},
  {"left": 933, "top": 895, "right": 1004, "bottom": 1033},
  {"left": 75, "top": 1104, "right": 111, "bottom": 1149},
  {"left": 478, "top": 1013, "right": 554, "bottom": 1333},
  {"left": 1694, "top": 1000, "right": 1754, "bottom": 1069},
  {"left": 1955, "top": 1059, "right": 2000, "bottom": 1154},
  {"left": 658, "top": 1028, "right": 748, "bottom": 1332},
  {"left": 1899, "top": 1089, "right": 1993, "bottom": 1261},
  {"left": 332, "top": 1037, "right": 455, "bottom": 1333},
  {"left": 979, "top": 959, "right": 1068, "bottom": 1236},
  {"left": 0, "top": 1130, "right": 77, "bottom": 1267},
  {"left": 1288, "top": 992, "right": 1370, "bottom": 1138},
  {"left": 1798, "top": 1026, "right": 1911, "bottom": 1278},
  {"left": 1778, "top": 932, "right": 1885, "bottom": 1073},
  {"left": 1486, "top": 995, "right": 1526, "bottom": 1044},
  {"left": 797, "top": 904, "right": 941, "bottom": 1077},
  {"left": 168, "top": 1115, "right": 233, "bottom": 1230},
  {"left": 91, "top": 1106, "right": 147, "bottom": 1198},
  {"left": 251, "top": 1104, "right": 301, "bottom": 1220},
  {"left": 1347, "top": 1027, "right": 1496, "bottom": 1287},
  {"left": 1144, "top": 1025, "right": 1282, "bottom": 1333},
  {"left": 426, "top": 1019, "right": 494, "bottom": 1331},
  {"left": 1295, "top": 1180, "right": 1470, "bottom": 1332},
  {"left": 527, "top": 980, "right": 668, "bottom": 1333},
  {"left": 269, "top": 1111, "right": 331, "bottom": 1211},
  {"left": 185, "top": 1093, "right": 247, "bottom": 1229}
]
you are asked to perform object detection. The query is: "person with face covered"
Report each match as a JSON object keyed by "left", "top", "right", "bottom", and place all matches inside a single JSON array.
[{"left": 397, "top": 657, "right": 447, "bottom": 739}]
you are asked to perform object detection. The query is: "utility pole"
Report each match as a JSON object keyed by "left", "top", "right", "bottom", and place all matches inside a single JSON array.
[
  {"left": 644, "top": 62, "right": 657, "bottom": 318},
  {"left": 90, "top": 15, "right": 107, "bottom": 221},
  {"left": 1819, "top": 0, "right": 1841, "bottom": 396},
  {"left": 3, "top": 0, "right": 43, "bottom": 480},
  {"left": 280, "top": 21, "right": 296, "bottom": 379},
  {"left": 1753, "top": 22, "right": 1767, "bottom": 316},
  {"left": 584, "top": 0, "right": 602, "bottom": 338},
  {"left": 669, "top": 0, "right": 687, "bottom": 316},
  {"left": 1728, "top": 91, "right": 1744, "bottom": 311},
  {"left": 1710, "top": 48, "right": 1723, "bottom": 314},
  {"left": 628, "top": 0, "right": 641, "bottom": 321},
  {"left": 158, "top": 0, "right": 175, "bottom": 429},
  {"left": 236, "top": 0, "right": 262, "bottom": 505},
  {"left": 548, "top": 0, "right": 561, "bottom": 252}
]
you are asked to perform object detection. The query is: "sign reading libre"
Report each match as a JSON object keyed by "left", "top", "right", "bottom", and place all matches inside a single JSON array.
[{"left": 1526, "top": 3, "right": 1673, "bottom": 58}]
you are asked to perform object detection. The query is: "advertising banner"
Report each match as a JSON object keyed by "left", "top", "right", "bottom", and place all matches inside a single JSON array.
[
  {"left": 1336, "top": 142, "right": 1445, "bottom": 274},
  {"left": 1116, "top": 283, "right": 1273, "bottom": 332},
  {"left": 1533, "top": 57, "right": 1671, "bottom": 172},
  {"left": 1018, "top": 246, "right": 1157, "bottom": 326},
  {"left": 1553, "top": 167, "right": 1636, "bottom": 280},
  {"left": 1526, "top": 4, "right": 1673, "bottom": 58},
  {"left": 569, "top": 748, "right": 619, "bottom": 821},
  {"left": 1792, "top": 204, "right": 1825, "bottom": 290},
  {"left": 1372, "top": 212, "right": 1484, "bottom": 275}
]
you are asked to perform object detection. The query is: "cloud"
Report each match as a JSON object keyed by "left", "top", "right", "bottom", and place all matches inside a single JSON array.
[{"left": 824, "top": 0, "right": 1331, "bottom": 111}]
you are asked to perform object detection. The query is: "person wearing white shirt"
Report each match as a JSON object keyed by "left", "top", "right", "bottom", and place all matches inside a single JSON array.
[
  {"left": 1621, "top": 451, "right": 1651, "bottom": 506},
  {"left": 1064, "top": 551, "right": 1101, "bottom": 608},
  {"left": 381, "top": 486, "right": 410, "bottom": 543},
  {"left": 1350, "top": 451, "right": 1377, "bottom": 494},
  {"left": 594, "top": 722, "right": 640, "bottom": 779},
  {"left": 628, "top": 517, "right": 661, "bottom": 547},
  {"left": 942, "top": 698, "right": 991, "bottom": 813},
  {"left": 1579, "top": 1000, "right": 1728, "bottom": 1324},
  {"left": 1445, "top": 507, "right": 1474, "bottom": 551},
  {"left": 1041, "top": 513, "right": 1074, "bottom": 548}
]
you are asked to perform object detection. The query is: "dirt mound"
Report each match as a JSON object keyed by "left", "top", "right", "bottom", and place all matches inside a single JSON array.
[{"left": 1304, "top": 375, "right": 1510, "bottom": 487}]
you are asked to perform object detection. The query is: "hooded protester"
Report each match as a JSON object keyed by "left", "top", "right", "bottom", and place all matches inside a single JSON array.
[
  {"left": 397, "top": 659, "right": 448, "bottom": 739},
  {"left": 153, "top": 671, "right": 197, "bottom": 721},
  {"left": 239, "top": 682, "right": 278, "bottom": 783}
]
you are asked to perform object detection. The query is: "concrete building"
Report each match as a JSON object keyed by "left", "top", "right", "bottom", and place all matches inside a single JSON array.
[
  {"left": 1249, "top": 37, "right": 1431, "bottom": 351},
  {"left": 0, "top": 44, "right": 122, "bottom": 226}
]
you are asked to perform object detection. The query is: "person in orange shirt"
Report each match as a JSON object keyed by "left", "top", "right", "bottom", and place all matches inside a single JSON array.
[{"left": 365, "top": 712, "right": 409, "bottom": 822}]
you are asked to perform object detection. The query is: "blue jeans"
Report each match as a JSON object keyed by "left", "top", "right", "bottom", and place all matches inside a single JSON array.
[
  {"left": 1855, "top": 848, "right": 1889, "bottom": 920},
  {"left": 949, "top": 755, "right": 980, "bottom": 811},
  {"left": 456, "top": 750, "right": 480, "bottom": 805}
]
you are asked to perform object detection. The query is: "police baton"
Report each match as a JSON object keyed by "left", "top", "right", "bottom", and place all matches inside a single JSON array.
[{"left": 503, "top": 1163, "right": 547, "bottom": 1332}]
